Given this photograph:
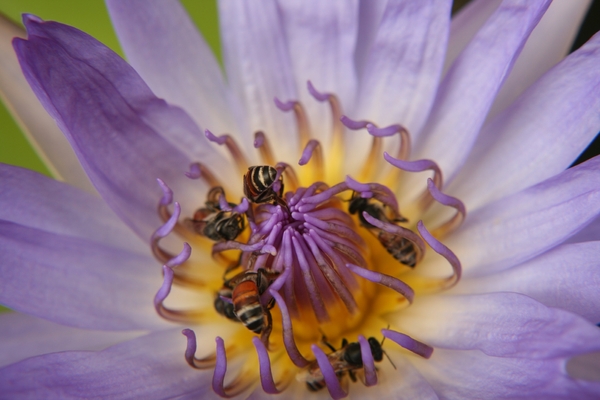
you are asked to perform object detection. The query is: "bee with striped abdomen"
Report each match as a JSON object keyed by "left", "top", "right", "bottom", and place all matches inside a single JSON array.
[
  {"left": 243, "top": 165, "right": 284, "bottom": 205},
  {"left": 214, "top": 268, "right": 280, "bottom": 344},
  {"left": 348, "top": 193, "right": 420, "bottom": 267},
  {"left": 187, "top": 186, "right": 245, "bottom": 241}
]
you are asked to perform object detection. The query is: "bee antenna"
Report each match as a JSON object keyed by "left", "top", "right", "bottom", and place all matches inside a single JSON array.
[
  {"left": 380, "top": 324, "right": 390, "bottom": 345},
  {"left": 383, "top": 349, "right": 397, "bottom": 370}
]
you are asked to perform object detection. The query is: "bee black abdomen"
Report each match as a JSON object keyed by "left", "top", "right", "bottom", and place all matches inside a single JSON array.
[
  {"left": 379, "top": 231, "right": 417, "bottom": 268},
  {"left": 214, "top": 296, "right": 238, "bottom": 320},
  {"left": 244, "top": 165, "right": 283, "bottom": 204}
]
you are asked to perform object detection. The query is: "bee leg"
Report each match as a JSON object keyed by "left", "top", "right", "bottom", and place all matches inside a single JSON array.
[
  {"left": 318, "top": 330, "right": 337, "bottom": 352},
  {"left": 260, "top": 307, "right": 273, "bottom": 350},
  {"left": 348, "top": 370, "right": 357, "bottom": 383}
]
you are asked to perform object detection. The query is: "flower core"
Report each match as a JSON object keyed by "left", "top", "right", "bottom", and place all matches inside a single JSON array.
[{"left": 151, "top": 82, "right": 463, "bottom": 398}]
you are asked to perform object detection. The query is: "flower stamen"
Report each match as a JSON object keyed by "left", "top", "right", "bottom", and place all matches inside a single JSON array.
[
  {"left": 205, "top": 129, "right": 250, "bottom": 176},
  {"left": 254, "top": 130, "right": 276, "bottom": 165},
  {"left": 274, "top": 97, "right": 311, "bottom": 148}
]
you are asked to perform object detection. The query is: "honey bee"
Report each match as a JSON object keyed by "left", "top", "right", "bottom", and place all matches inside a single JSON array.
[
  {"left": 298, "top": 336, "right": 386, "bottom": 392},
  {"left": 187, "top": 187, "right": 245, "bottom": 241},
  {"left": 243, "top": 165, "right": 284, "bottom": 204},
  {"left": 348, "top": 193, "right": 420, "bottom": 267},
  {"left": 214, "top": 268, "right": 280, "bottom": 343}
]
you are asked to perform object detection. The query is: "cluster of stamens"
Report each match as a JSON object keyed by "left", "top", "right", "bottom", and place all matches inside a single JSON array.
[{"left": 150, "top": 82, "right": 464, "bottom": 399}]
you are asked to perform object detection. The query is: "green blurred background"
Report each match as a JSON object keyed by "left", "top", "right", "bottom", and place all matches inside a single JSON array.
[{"left": 0, "top": 0, "right": 221, "bottom": 177}]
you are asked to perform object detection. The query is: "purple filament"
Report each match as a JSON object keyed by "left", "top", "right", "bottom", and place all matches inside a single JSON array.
[
  {"left": 274, "top": 97, "right": 295, "bottom": 112},
  {"left": 416, "top": 221, "right": 462, "bottom": 285},
  {"left": 345, "top": 175, "right": 400, "bottom": 214},
  {"left": 346, "top": 263, "right": 414, "bottom": 303},
  {"left": 252, "top": 336, "right": 282, "bottom": 394},
  {"left": 269, "top": 289, "right": 309, "bottom": 367},
  {"left": 426, "top": 178, "right": 466, "bottom": 217},
  {"left": 306, "top": 80, "right": 330, "bottom": 102},
  {"left": 154, "top": 264, "right": 174, "bottom": 312},
  {"left": 358, "top": 335, "right": 377, "bottom": 386},
  {"left": 212, "top": 337, "right": 229, "bottom": 397},
  {"left": 381, "top": 329, "right": 434, "bottom": 359},
  {"left": 185, "top": 162, "right": 202, "bottom": 179},
  {"left": 166, "top": 242, "right": 191, "bottom": 268},
  {"left": 299, "top": 139, "right": 321, "bottom": 166},
  {"left": 366, "top": 123, "right": 404, "bottom": 137},
  {"left": 311, "top": 344, "right": 348, "bottom": 399},
  {"left": 204, "top": 129, "right": 228, "bottom": 145},
  {"left": 182, "top": 328, "right": 216, "bottom": 369},
  {"left": 384, "top": 152, "right": 443, "bottom": 187},
  {"left": 156, "top": 178, "right": 173, "bottom": 206},
  {"left": 254, "top": 131, "right": 266, "bottom": 148},
  {"left": 305, "top": 231, "right": 358, "bottom": 313},
  {"left": 340, "top": 115, "right": 370, "bottom": 130},
  {"left": 362, "top": 212, "right": 426, "bottom": 256},
  {"left": 291, "top": 234, "right": 329, "bottom": 322},
  {"left": 152, "top": 202, "right": 180, "bottom": 240}
]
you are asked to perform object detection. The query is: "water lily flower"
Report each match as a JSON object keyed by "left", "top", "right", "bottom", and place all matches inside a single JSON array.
[{"left": 1, "top": 0, "right": 600, "bottom": 398}]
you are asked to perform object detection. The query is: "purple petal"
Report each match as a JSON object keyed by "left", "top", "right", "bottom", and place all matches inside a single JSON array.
[
  {"left": 397, "top": 292, "right": 600, "bottom": 359},
  {"left": 0, "top": 221, "right": 166, "bottom": 330},
  {"left": 13, "top": 17, "right": 229, "bottom": 241},
  {"left": 444, "top": 0, "right": 501, "bottom": 73},
  {"left": 218, "top": 1, "right": 298, "bottom": 159},
  {"left": 446, "top": 156, "right": 600, "bottom": 274},
  {"left": 0, "top": 164, "right": 146, "bottom": 254},
  {"left": 105, "top": 0, "right": 243, "bottom": 142},
  {"left": 0, "top": 329, "right": 214, "bottom": 398},
  {"left": 456, "top": 242, "right": 600, "bottom": 324},
  {"left": 450, "top": 31, "right": 600, "bottom": 212},
  {"left": 416, "top": 0, "right": 551, "bottom": 181},
  {"left": 0, "top": 313, "right": 142, "bottom": 368},
  {"left": 278, "top": 0, "right": 359, "bottom": 147},
  {"left": 488, "top": 0, "right": 592, "bottom": 119},
  {"left": 0, "top": 14, "right": 94, "bottom": 193},
  {"left": 358, "top": 0, "right": 451, "bottom": 138},
  {"left": 411, "top": 348, "right": 600, "bottom": 398},
  {"left": 566, "top": 214, "right": 600, "bottom": 244}
]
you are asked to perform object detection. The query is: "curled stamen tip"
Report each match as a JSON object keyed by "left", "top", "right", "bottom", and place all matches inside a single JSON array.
[
  {"left": 154, "top": 264, "right": 174, "bottom": 307},
  {"left": 153, "top": 202, "right": 181, "bottom": 239},
  {"left": 156, "top": 178, "right": 173, "bottom": 206},
  {"left": 185, "top": 163, "right": 202, "bottom": 179},
  {"left": 340, "top": 115, "right": 369, "bottom": 130},
  {"left": 417, "top": 221, "right": 462, "bottom": 284},
  {"left": 381, "top": 329, "right": 434, "bottom": 359},
  {"left": 254, "top": 131, "right": 265, "bottom": 148},
  {"left": 274, "top": 97, "right": 295, "bottom": 111},
  {"left": 182, "top": 329, "right": 198, "bottom": 365},
  {"left": 306, "top": 80, "right": 329, "bottom": 102},
  {"left": 204, "top": 129, "right": 227, "bottom": 145},
  {"left": 166, "top": 243, "right": 192, "bottom": 268},
  {"left": 367, "top": 123, "right": 403, "bottom": 137}
]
